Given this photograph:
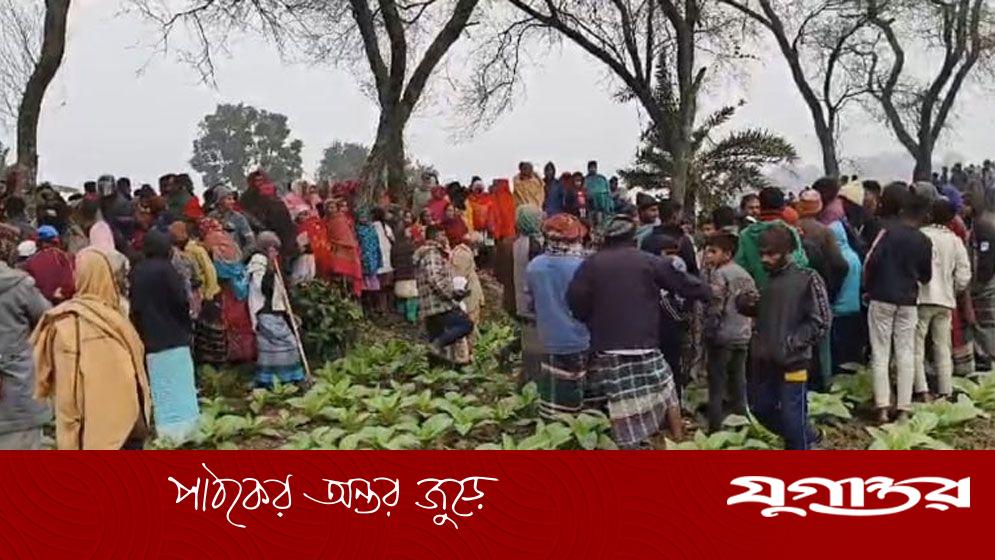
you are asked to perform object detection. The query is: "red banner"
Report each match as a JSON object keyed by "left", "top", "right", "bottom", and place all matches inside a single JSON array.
[{"left": 0, "top": 451, "right": 985, "bottom": 557}]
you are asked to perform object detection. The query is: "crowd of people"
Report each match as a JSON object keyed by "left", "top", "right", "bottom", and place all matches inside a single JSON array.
[{"left": 0, "top": 156, "right": 992, "bottom": 450}]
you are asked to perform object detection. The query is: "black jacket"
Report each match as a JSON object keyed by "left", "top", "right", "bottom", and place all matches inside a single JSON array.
[
  {"left": 865, "top": 219, "right": 933, "bottom": 306},
  {"left": 567, "top": 245, "right": 711, "bottom": 352},
  {"left": 738, "top": 261, "right": 831, "bottom": 372}
]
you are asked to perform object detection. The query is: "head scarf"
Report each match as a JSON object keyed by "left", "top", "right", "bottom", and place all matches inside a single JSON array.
[
  {"left": 603, "top": 214, "right": 637, "bottom": 240},
  {"left": 256, "top": 231, "right": 282, "bottom": 254},
  {"left": 491, "top": 179, "right": 516, "bottom": 239},
  {"left": 200, "top": 218, "right": 242, "bottom": 263},
  {"left": 426, "top": 186, "right": 450, "bottom": 224},
  {"left": 797, "top": 189, "right": 823, "bottom": 218},
  {"left": 443, "top": 211, "right": 469, "bottom": 248},
  {"left": 75, "top": 248, "right": 122, "bottom": 310},
  {"left": 515, "top": 204, "right": 543, "bottom": 238},
  {"left": 88, "top": 221, "right": 116, "bottom": 253},
  {"left": 939, "top": 183, "right": 964, "bottom": 214},
  {"left": 543, "top": 213, "right": 587, "bottom": 242}
]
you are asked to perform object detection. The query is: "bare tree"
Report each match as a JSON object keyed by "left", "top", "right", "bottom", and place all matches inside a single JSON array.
[
  {"left": 131, "top": 0, "right": 480, "bottom": 202},
  {"left": 856, "top": 0, "right": 994, "bottom": 180},
  {"left": 477, "top": 0, "right": 745, "bottom": 206},
  {"left": 0, "top": 0, "right": 71, "bottom": 191},
  {"left": 717, "top": 0, "right": 870, "bottom": 177}
]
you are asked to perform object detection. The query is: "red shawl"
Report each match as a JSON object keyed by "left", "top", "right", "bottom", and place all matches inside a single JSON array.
[
  {"left": 443, "top": 216, "right": 469, "bottom": 248},
  {"left": 426, "top": 186, "right": 450, "bottom": 224},
  {"left": 467, "top": 192, "right": 493, "bottom": 232},
  {"left": 301, "top": 214, "right": 334, "bottom": 280},
  {"left": 491, "top": 179, "right": 516, "bottom": 240},
  {"left": 327, "top": 211, "right": 363, "bottom": 295}
]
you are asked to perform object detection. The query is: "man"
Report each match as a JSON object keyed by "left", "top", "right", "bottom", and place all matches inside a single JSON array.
[
  {"left": 117, "top": 177, "right": 134, "bottom": 200},
  {"left": 527, "top": 214, "right": 589, "bottom": 418},
  {"left": 983, "top": 159, "right": 994, "bottom": 191},
  {"left": 740, "top": 193, "right": 761, "bottom": 226},
  {"left": 170, "top": 174, "right": 204, "bottom": 220},
  {"left": 584, "top": 160, "right": 613, "bottom": 226},
  {"left": 647, "top": 199, "right": 699, "bottom": 276},
  {"left": 413, "top": 226, "right": 473, "bottom": 359},
  {"left": 567, "top": 215, "right": 712, "bottom": 448},
  {"left": 736, "top": 187, "right": 808, "bottom": 290},
  {"left": 513, "top": 161, "right": 545, "bottom": 209},
  {"left": 542, "top": 162, "right": 565, "bottom": 216},
  {"left": 23, "top": 226, "right": 75, "bottom": 305},
  {"left": 736, "top": 225, "right": 830, "bottom": 450},
  {"left": 634, "top": 192, "right": 660, "bottom": 248},
  {"left": 98, "top": 174, "right": 135, "bottom": 247},
  {"left": 916, "top": 198, "right": 971, "bottom": 401},
  {"left": 210, "top": 185, "right": 255, "bottom": 252},
  {"left": 951, "top": 163, "right": 967, "bottom": 191},
  {"left": 864, "top": 183, "right": 932, "bottom": 423}
]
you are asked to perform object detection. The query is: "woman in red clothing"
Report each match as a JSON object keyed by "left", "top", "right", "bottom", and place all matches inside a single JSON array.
[{"left": 325, "top": 199, "right": 364, "bottom": 296}]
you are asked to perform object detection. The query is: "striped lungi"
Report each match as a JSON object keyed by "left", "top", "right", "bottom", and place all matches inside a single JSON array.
[{"left": 585, "top": 350, "right": 678, "bottom": 448}]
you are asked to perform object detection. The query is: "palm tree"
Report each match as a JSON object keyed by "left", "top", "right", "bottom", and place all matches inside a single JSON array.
[{"left": 621, "top": 57, "right": 796, "bottom": 215}]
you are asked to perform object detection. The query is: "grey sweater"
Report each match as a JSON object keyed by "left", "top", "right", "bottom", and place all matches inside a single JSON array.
[
  {"left": 703, "top": 261, "right": 757, "bottom": 347},
  {"left": 0, "top": 264, "right": 52, "bottom": 436}
]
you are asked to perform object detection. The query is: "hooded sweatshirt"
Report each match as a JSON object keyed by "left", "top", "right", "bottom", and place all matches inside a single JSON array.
[{"left": 0, "top": 265, "right": 51, "bottom": 436}]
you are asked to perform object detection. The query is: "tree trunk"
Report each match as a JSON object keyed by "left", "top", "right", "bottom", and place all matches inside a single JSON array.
[
  {"left": 361, "top": 107, "right": 409, "bottom": 205},
  {"left": 15, "top": 0, "right": 71, "bottom": 192},
  {"left": 913, "top": 144, "right": 933, "bottom": 182},
  {"left": 817, "top": 124, "right": 840, "bottom": 178}
]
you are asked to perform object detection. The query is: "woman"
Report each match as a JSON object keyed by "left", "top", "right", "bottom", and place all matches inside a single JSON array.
[
  {"left": 87, "top": 220, "right": 131, "bottom": 312},
  {"left": 372, "top": 207, "right": 396, "bottom": 311},
  {"left": 240, "top": 170, "right": 299, "bottom": 266},
  {"left": 32, "top": 248, "right": 151, "bottom": 449},
  {"left": 130, "top": 230, "right": 200, "bottom": 443},
  {"left": 426, "top": 186, "right": 450, "bottom": 225},
  {"left": 492, "top": 179, "right": 517, "bottom": 313},
  {"left": 391, "top": 226, "right": 419, "bottom": 323},
  {"left": 298, "top": 207, "right": 334, "bottom": 281},
  {"left": 247, "top": 232, "right": 306, "bottom": 388},
  {"left": 326, "top": 200, "right": 364, "bottom": 296},
  {"left": 201, "top": 218, "right": 256, "bottom": 364},
  {"left": 355, "top": 208, "right": 383, "bottom": 310},
  {"left": 0, "top": 227, "right": 51, "bottom": 449}
]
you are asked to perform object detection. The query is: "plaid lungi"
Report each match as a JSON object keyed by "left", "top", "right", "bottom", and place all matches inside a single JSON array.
[
  {"left": 585, "top": 350, "right": 678, "bottom": 448},
  {"left": 537, "top": 352, "right": 588, "bottom": 419}
]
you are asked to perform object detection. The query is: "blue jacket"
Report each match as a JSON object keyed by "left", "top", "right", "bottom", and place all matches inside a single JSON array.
[
  {"left": 830, "top": 221, "right": 861, "bottom": 315},
  {"left": 526, "top": 253, "right": 590, "bottom": 354}
]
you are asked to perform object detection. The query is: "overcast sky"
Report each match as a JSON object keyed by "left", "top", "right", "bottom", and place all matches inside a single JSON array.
[{"left": 5, "top": 0, "right": 995, "bottom": 190}]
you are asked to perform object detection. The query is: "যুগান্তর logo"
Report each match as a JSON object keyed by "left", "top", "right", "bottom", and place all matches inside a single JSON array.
[{"left": 726, "top": 475, "right": 969, "bottom": 517}]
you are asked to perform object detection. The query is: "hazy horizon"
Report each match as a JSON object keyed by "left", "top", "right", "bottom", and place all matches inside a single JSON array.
[{"left": 3, "top": 0, "right": 994, "bottom": 191}]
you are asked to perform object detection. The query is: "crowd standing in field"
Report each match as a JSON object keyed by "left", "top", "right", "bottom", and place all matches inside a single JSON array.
[{"left": 1, "top": 159, "right": 994, "bottom": 450}]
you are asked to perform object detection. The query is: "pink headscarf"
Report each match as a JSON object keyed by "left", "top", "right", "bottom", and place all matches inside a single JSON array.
[{"left": 88, "top": 221, "right": 116, "bottom": 252}]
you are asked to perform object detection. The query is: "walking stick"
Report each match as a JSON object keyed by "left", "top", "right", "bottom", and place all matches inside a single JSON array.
[{"left": 274, "top": 259, "right": 313, "bottom": 383}]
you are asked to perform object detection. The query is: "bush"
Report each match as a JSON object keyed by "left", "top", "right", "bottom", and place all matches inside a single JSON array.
[{"left": 290, "top": 280, "right": 363, "bottom": 365}]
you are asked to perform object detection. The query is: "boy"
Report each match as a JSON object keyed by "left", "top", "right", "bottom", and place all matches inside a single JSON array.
[
  {"left": 916, "top": 198, "right": 971, "bottom": 400},
  {"left": 702, "top": 233, "right": 757, "bottom": 431},
  {"left": 737, "top": 225, "right": 830, "bottom": 450},
  {"left": 864, "top": 183, "right": 932, "bottom": 423}
]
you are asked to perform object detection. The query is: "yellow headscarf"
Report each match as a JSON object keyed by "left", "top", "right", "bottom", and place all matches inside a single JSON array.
[{"left": 74, "top": 248, "right": 123, "bottom": 310}]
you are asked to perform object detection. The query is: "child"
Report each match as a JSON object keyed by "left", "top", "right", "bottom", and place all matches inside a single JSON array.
[
  {"left": 702, "top": 233, "right": 757, "bottom": 431},
  {"left": 391, "top": 226, "right": 419, "bottom": 323},
  {"left": 915, "top": 198, "right": 971, "bottom": 401},
  {"left": 737, "top": 225, "right": 830, "bottom": 450},
  {"left": 864, "top": 183, "right": 932, "bottom": 423},
  {"left": 642, "top": 233, "right": 690, "bottom": 399}
]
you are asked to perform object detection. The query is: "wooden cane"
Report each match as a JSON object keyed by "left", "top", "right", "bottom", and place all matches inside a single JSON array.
[{"left": 274, "top": 259, "right": 313, "bottom": 383}]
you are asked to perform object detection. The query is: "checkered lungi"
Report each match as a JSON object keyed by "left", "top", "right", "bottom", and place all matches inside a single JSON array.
[
  {"left": 537, "top": 351, "right": 588, "bottom": 419},
  {"left": 585, "top": 350, "right": 678, "bottom": 448}
]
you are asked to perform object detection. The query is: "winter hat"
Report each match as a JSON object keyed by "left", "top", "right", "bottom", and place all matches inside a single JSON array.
[
  {"left": 838, "top": 181, "right": 865, "bottom": 206},
  {"left": 37, "top": 225, "right": 59, "bottom": 242}
]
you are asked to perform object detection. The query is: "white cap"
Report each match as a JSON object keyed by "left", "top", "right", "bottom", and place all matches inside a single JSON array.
[{"left": 17, "top": 240, "right": 37, "bottom": 258}]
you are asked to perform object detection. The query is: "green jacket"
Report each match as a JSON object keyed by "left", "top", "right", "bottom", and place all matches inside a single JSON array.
[{"left": 735, "top": 220, "right": 809, "bottom": 290}]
